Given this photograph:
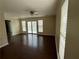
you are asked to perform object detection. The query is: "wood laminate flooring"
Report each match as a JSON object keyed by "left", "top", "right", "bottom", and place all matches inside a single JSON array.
[{"left": 0, "top": 34, "right": 57, "bottom": 59}]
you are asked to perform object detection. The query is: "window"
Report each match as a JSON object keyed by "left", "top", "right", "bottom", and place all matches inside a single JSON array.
[
  {"left": 38, "top": 20, "right": 43, "bottom": 32},
  {"left": 22, "top": 21, "right": 26, "bottom": 31}
]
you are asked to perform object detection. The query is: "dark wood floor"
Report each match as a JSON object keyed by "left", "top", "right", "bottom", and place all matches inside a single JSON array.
[{"left": 0, "top": 34, "right": 57, "bottom": 59}]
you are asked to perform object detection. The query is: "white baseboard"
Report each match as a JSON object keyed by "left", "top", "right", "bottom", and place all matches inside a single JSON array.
[
  {"left": 38, "top": 34, "right": 55, "bottom": 36},
  {"left": 0, "top": 43, "right": 8, "bottom": 48}
]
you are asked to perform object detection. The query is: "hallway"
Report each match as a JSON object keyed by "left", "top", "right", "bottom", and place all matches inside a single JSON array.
[{"left": 0, "top": 34, "right": 57, "bottom": 59}]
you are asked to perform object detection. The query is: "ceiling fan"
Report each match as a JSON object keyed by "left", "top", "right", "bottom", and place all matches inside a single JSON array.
[{"left": 25, "top": 9, "right": 38, "bottom": 15}]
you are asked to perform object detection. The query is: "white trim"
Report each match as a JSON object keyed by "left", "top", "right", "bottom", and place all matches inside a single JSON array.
[
  {"left": 38, "top": 34, "right": 55, "bottom": 36},
  {"left": 57, "top": 51, "right": 60, "bottom": 59},
  {"left": 0, "top": 43, "right": 8, "bottom": 48}
]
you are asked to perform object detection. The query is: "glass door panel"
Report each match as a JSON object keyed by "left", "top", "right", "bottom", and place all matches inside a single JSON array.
[
  {"left": 32, "top": 21, "right": 37, "bottom": 33},
  {"left": 27, "top": 21, "right": 32, "bottom": 33}
]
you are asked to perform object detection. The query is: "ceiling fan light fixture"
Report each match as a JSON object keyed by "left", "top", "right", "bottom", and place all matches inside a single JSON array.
[{"left": 30, "top": 11, "right": 38, "bottom": 15}]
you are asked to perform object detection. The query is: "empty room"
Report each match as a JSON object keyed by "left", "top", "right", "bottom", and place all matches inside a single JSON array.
[{"left": 0, "top": 0, "right": 79, "bottom": 59}]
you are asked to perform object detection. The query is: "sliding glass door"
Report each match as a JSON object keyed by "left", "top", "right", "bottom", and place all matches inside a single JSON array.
[
  {"left": 32, "top": 21, "right": 37, "bottom": 33},
  {"left": 27, "top": 21, "right": 32, "bottom": 33},
  {"left": 22, "top": 20, "right": 43, "bottom": 34},
  {"left": 27, "top": 21, "right": 37, "bottom": 34}
]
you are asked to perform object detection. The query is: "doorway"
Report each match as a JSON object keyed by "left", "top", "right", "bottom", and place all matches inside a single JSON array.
[
  {"left": 27, "top": 21, "right": 37, "bottom": 34},
  {"left": 5, "top": 20, "right": 12, "bottom": 36},
  {"left": 21, "top": 20, "right": 43, "bottom": 34}
]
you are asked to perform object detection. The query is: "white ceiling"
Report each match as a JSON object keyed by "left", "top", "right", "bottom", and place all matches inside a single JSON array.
[{"left": 4, "top": 0, "right": 58, "bottom": 17}]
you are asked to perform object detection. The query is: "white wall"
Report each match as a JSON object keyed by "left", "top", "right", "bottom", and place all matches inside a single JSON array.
[
  {"left": 55, "top": 0, "right": 63, "bottom": 58},
  {"left": 4, "top": 16, "right": 21, "bottom": 36},
  {"left": 64, "top": 0, "right": 79, "bottom": 59},
  {"left": 56, "top": 0, "right": 79, "bottom": 59},
  {"left": 4, "top": 12, "right": 56, "bottom": 36},
  {"left": 20, "top": 16, "right": 56, "bottom": 36},
  {"left": 0, "top": 0, "right": 8, "bottom": 48},
  {"left": 10, "top": 19, "right": 20, "bottom": 36},
  {"left": 56, "top": 0, "right": 68, "bottom": 59}
]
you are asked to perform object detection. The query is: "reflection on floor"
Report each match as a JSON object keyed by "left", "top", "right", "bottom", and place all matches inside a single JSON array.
[{"left": 0, "top": 34, "right": 57, "bottom": 59}]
